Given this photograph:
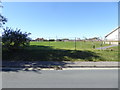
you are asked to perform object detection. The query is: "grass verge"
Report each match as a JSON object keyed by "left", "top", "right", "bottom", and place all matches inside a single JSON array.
[{"left": 2, "top": 41, "right": 118, "bottom": 61}]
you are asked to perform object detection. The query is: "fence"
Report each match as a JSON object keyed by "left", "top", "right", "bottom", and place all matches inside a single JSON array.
[{"left": 31, "top": 37, "right": 104, "bottom": 50}]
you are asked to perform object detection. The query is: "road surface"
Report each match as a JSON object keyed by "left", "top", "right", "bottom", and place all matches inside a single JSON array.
[{"left": 2, "top": 68, "right": 118, "bottom": 88}]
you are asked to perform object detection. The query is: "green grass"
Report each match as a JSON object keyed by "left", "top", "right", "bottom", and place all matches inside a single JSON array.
[
  {"left": 94, "top": 50, "right": 118, "bottom": 61},
  {"left": 30, "top": 41, "right": 109, "bottom": 50},
  {"left": 2, "top": 41, "right": 118, "bottom": 61}
]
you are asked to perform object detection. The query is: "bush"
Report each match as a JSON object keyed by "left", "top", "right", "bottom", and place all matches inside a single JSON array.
[{"left": 2, "top": 27, "right": 31, "bottom": 50}]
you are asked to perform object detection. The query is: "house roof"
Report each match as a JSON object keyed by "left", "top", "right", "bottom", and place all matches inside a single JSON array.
[{"left": 105, "top": 26, "right": 120, "bottom": 38}]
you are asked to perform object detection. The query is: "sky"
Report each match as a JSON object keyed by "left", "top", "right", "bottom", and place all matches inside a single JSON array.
[{"left": 1, "top": 2, "right": 118, "bottom": 40}]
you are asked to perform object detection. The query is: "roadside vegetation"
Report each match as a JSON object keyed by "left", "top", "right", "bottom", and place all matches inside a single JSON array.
[
  {"left": 2, "top": 41, "right": 118, "bottom": 61},
  {"left": 2, "top": 27, "right": 31, "bottom": 51},
  {"left": 30, "top": 41, "right": 109, "bottom": 50}
]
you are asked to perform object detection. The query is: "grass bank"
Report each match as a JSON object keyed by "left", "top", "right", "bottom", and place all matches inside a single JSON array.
[{"left": 2, "top": 41, "right": 118, "bottom": 61}]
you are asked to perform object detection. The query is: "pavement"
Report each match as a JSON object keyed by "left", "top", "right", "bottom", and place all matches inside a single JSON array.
[
  {"left": 95, "top": 44, "right": 118, "bottom": 50},
  {"left": 1, "top": 61, "right": 118, "bottom": 71},
  {"left": 1, "top": 61, "right": 119, "bottom": 88}
]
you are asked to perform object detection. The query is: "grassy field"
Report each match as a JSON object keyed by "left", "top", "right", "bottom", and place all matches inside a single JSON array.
[
  {"left": 30, "top": 41, "right": 109, "bottom": 50},
  {"left": 2, "top": 41, "right": 118, "bottom": 61}
]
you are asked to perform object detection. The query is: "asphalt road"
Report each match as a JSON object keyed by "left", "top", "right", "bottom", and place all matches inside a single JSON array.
[{"left": 2, "top": 69, "right": 118, "bottom": 88}]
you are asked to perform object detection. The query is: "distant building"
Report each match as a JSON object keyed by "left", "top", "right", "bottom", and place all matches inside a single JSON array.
[
  {"left": 35, "top": 38, "right": 44, "bottom": 41},
  {"left": 62, "top": 38, "right": 69, "bottom": 42},
  {"left": 104, "top": 27, "right": 120, "bottom": 45},
  {"left": 87, "top": 37, "right": 102, "bottom": 41}
]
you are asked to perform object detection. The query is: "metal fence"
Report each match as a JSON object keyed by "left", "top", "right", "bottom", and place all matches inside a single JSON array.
[{"left": 31, "top": 37, "right": 104, "bottom": 50}]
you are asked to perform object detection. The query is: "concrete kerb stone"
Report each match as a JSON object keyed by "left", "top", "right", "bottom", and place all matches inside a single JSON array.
[
  {"left": 1, "top": 67, "right": 118, "bottom": 71},
  {"left": 1, "top": 65, "right": 119, "bottom": 71}
]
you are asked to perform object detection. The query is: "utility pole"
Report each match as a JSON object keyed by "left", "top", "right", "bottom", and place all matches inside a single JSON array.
[
  {"left": 49, "top": 37, "right": 50, "bottom": 47},
  {"left": 75, "top": 37, "right": 76, "bottom": 50}
]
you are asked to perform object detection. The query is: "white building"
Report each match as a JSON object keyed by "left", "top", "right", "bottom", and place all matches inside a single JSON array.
[{"left": 104, "top": 27, "right": 120, "bottom": 45}]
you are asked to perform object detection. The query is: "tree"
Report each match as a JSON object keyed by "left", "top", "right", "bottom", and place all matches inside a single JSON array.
[
  {"left": 0, "top": 14, "right": 7, "bottom": 27},
  {"left": 2, "top": 27, "right": 31, "bottom": 50},
  {"left": 0, "top": 1, "right": 7, "bottom": 27}
]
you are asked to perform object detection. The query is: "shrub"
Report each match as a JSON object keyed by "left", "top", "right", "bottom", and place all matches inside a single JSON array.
[{"left": 2, "top": 27, "right": 31, "bottom": 50}]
